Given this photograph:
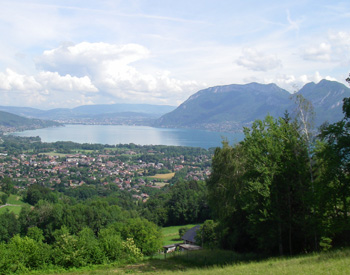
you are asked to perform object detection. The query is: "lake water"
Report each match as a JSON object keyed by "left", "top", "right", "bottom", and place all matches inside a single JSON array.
[{"left": 12, "top": 125, "right": 244, "bottom": 149}]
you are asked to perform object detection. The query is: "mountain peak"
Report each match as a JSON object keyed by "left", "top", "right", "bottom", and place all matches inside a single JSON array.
[{"left": 156, "top": 79, "right": 350, "bottom": 132}]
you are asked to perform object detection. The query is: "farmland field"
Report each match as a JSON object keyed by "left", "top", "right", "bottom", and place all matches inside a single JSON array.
[{"left": 149, "top": 172, "right": 175, "bottom": 180}]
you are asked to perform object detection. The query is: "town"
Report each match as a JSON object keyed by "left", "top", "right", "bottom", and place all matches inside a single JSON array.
[{"left": 0, "top": 135, "right": 213, "bottom": 202}]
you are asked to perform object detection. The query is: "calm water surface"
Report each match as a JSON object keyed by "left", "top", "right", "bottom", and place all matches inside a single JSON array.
[{"left": 12, "top": 125, "right": 244, "bottom": 149}]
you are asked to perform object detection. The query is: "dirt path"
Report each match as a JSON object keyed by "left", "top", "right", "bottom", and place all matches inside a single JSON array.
[{"left": 0, "top": 203, "right": 21, "bottom": 208}]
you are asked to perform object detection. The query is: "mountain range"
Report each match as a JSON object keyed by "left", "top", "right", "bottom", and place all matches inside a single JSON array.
[
  {"left": 155, "top": 79, "right": 350, "bottom": 132},
  {"left": 0, "top": 103, "right": 176, "bottom": 125},
  {"left": 0, "top": 79, "right": 349, "bottom": 133},
  {"left": 0, "top": 110, "right": 60, "bottom": 133}
]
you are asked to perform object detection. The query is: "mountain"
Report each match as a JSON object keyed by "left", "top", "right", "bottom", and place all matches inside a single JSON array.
[
  {"left": 0, "top": 110, "right": 60, "bottom": 133},
  {"left": 155, "top": 80, "right": 350, "bottom": 132},
  {"left": 298, "top": 79, "right": 350, "bottom": 125},
  {"left": 0, "top": 103, "right": 176, "bottom": 124}
]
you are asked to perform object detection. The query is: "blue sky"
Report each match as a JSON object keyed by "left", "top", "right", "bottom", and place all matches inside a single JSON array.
[{"left": 0, "top": 0, "right": 349, "bottom": 109}]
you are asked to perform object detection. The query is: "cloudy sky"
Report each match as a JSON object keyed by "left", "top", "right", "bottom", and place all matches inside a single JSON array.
[{"left": 0, "top": 0, "right": 349, "bottom": 109}]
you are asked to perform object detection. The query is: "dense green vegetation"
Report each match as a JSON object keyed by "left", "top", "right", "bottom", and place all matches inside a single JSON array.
[
  {"left": 141, "top": 180, "right": 210, "bottom": 227},
  {"left": 206, "top": 95, "right": 350, "bottom": 255}
]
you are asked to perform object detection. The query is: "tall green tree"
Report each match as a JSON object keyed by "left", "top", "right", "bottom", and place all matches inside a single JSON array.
[
  {"left": 316, "top": 96, "right": 350, "bottom": 245},
  {"left": 208, "top": 114, "right": 312, "bottom": 255}
]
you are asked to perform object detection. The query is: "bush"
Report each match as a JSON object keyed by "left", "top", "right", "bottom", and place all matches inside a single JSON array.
[
  {"left": 179, "top": 227, "right": 190, "bottom": 238},
  {"left": 98, "top": 227, "right": 123, "bottom": 262}
]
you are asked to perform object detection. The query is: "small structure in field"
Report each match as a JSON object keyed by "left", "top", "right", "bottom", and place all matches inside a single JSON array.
[
  {"left": 181, "top": 225, "right": 201, "bottom": 245},
  {"left": 162, "top": 225, "right": 202, "bottom": 257},
  {"left": 178, "top": 243, "right": 202, "bottom": 251}
]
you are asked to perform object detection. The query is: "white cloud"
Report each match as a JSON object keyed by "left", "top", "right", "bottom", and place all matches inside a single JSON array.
[
  {"left": 36, "top": 71, "right": 98, "bottom": 93},
  {"left": 36, "top": 42, "right": 151, "bottom": 77},
  {"left": 301, "top": 31, "right": 350, "bottom": 64},
  {"left": 35, "top": 42, "right": 204, "bottom": 104},
  {"left": 0, "top": 42, "right": 204, "bottom": 107},
  {"left": 236, "top": 48, "right": 282, "bottom": 71},
  {"left": 302, "top": 42, "right": 331, "bottom": 61},
  {"left": 264, "top": 71, "right": 338, "bottom": 92},
  {"left": 0, "top": 69, "right": 41, "bottom": 91},
  {"left": 286, "top": 10, "right": 302, "bottom": 32}
]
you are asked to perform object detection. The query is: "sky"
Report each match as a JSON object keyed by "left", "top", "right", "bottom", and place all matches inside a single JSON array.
[{"left": 0, "top": 0, "right": 349, "bottom": 109}]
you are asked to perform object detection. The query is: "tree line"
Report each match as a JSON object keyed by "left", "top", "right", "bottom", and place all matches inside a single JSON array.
[
  {"left": 0, "top": 189, "right": 162, "bottom": 273},
  {"left": 205, "top": 92, "right": 350, "bottom": 255}
]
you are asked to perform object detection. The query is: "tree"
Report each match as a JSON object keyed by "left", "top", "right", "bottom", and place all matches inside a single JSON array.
[
  {"left": 316, "top": 96, "right": 350, "bottom": 245},
  {"left": 1, "top": 177, "right": 15, "bottom": 195},
  {"left": 0, "top": 193, "right": 9, "bottom": 205},
  {"left": 0, "top": 210, "right": 20, "bottom": 243},
  {"left": 23, "top": 184, "right": 57, "bottom": 205},
  {"left": 195, "top": 220, "right": 218, "bottom": 249},
  {"left": 117, "top": 218, "right": 162, "bottom": 256},
  {"left": 207, "top": 115, "right": 312, "bottom": 255}
]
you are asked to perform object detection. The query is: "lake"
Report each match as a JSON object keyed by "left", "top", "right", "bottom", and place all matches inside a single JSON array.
[{"left": 12, "top": 125, "right": 244, "bottom": 149}]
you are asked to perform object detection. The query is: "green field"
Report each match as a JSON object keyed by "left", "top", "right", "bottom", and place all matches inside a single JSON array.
[
  {"left": 40, "top": 152, "right": 69, "bottom": 157},
  {"left": 50, "top": 248, "right": 350, "bottom": 275},
  {"left": 0, "top": 204, "right": 23, "bottom": 215},
  {"left": 161, "top": 224, "right": 198, "bottom": 246},
  {"left": 0, "top": 194, "right": 30, "bottom": 215},
  {"left": 6, "top": 194, "right": 27, "bottom": 205}
]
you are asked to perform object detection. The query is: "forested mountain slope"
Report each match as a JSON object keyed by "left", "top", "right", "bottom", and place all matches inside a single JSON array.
[{"left": 155, "top": 80, "right": 350, "bottom": 132}]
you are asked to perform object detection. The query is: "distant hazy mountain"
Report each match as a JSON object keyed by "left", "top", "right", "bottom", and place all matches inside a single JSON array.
[
  {"left": 0, "top": 103, "right": 176, "bottom": 124},
  {"left": 155, "top": 80, "right": 350, "bottom": 132},
  {"left": 297, "top": 79, "right": 350, "bottom": 126},
  {"left": 0, "top": 110, "right": 60, "bottom": 132}
]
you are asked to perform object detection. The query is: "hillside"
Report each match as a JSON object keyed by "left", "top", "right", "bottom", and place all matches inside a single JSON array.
[
  {"left": 59, "top": 248, "right": 350, "bottom": 274},
  {"left": 155, "top": 80, "right": 350, "bottom": 132},
  {"left": 0, "top": 110, "right": 60, "bottom": 133},
  {"left": 0, "top": 103, "right": 176, "bottom": 125},
  {"left": 298, "top": 79, "right": 350, "bottom": 125}
]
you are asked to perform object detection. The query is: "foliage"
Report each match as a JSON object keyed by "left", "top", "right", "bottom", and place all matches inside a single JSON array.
[
  {"left": 208, "top": 114, "right": 314, "bottom": 254},
  {"left": 121, "top": 238, "right": 143, "bottom": 263},
  {"left": 316, "top": 96, "right": 350, "bottom": 246},
  {"left": 0, "top": 210, "right": 19, "bottom": 243},
  {"left": 195, "top": 220, "right": 218, "bottom": 249},
  {"left": 0, "top": 193, "right": 8, "bottom": 205},
  {"left": 23, "top": 184, "right": 58, "bottom": 205},
  {"left": 117, "top": 218, "right": 163, "bottom": 256},
  {"left": 1, "top": 177, "right": 15, "bottom": 195},
  {"left": 178, "top": 226, "right": 190, "bottom": 238},
  {"left": 141, "top": 180, "right": 210, "bottom": 227}
]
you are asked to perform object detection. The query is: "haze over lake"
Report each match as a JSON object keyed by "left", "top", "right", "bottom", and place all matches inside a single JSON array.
[{"left": 12, "top": 125, "right": 244, "bottom": 149}]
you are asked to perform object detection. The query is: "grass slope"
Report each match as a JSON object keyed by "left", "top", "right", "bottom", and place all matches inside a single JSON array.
[
  {"left": 0, "top": 194, "right": 30, "bottom": 215},
  {"left": 44, "top": 248, "right": 350, "bottom": 275},
  {"left": 161, "top": 224, "right": 199, "bottom": 246}
]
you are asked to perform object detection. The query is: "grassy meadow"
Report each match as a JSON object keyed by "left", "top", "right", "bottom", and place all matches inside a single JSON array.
[
  {"left": 161, "top": 224, "right": 198, "bottom": 246},
  {"left": 45, "top": 248, "right": 350, "bottom": 275},
  {"left": 0, "top": 193, "right": 30, "bottom": 215}
]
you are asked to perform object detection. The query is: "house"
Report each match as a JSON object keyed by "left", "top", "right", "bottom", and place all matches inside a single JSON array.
[
  {"left": 162, "top": 225, "right": 202, "bottom": 255},
  {"left": 178, "top": 243, "right": 202, "bottom": 251},
  {"left": 163, "top": 244, "right": 177, "bottom": 253},
  {"left": 181, "top": 225, "right": 201, "bottom": 245}
]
